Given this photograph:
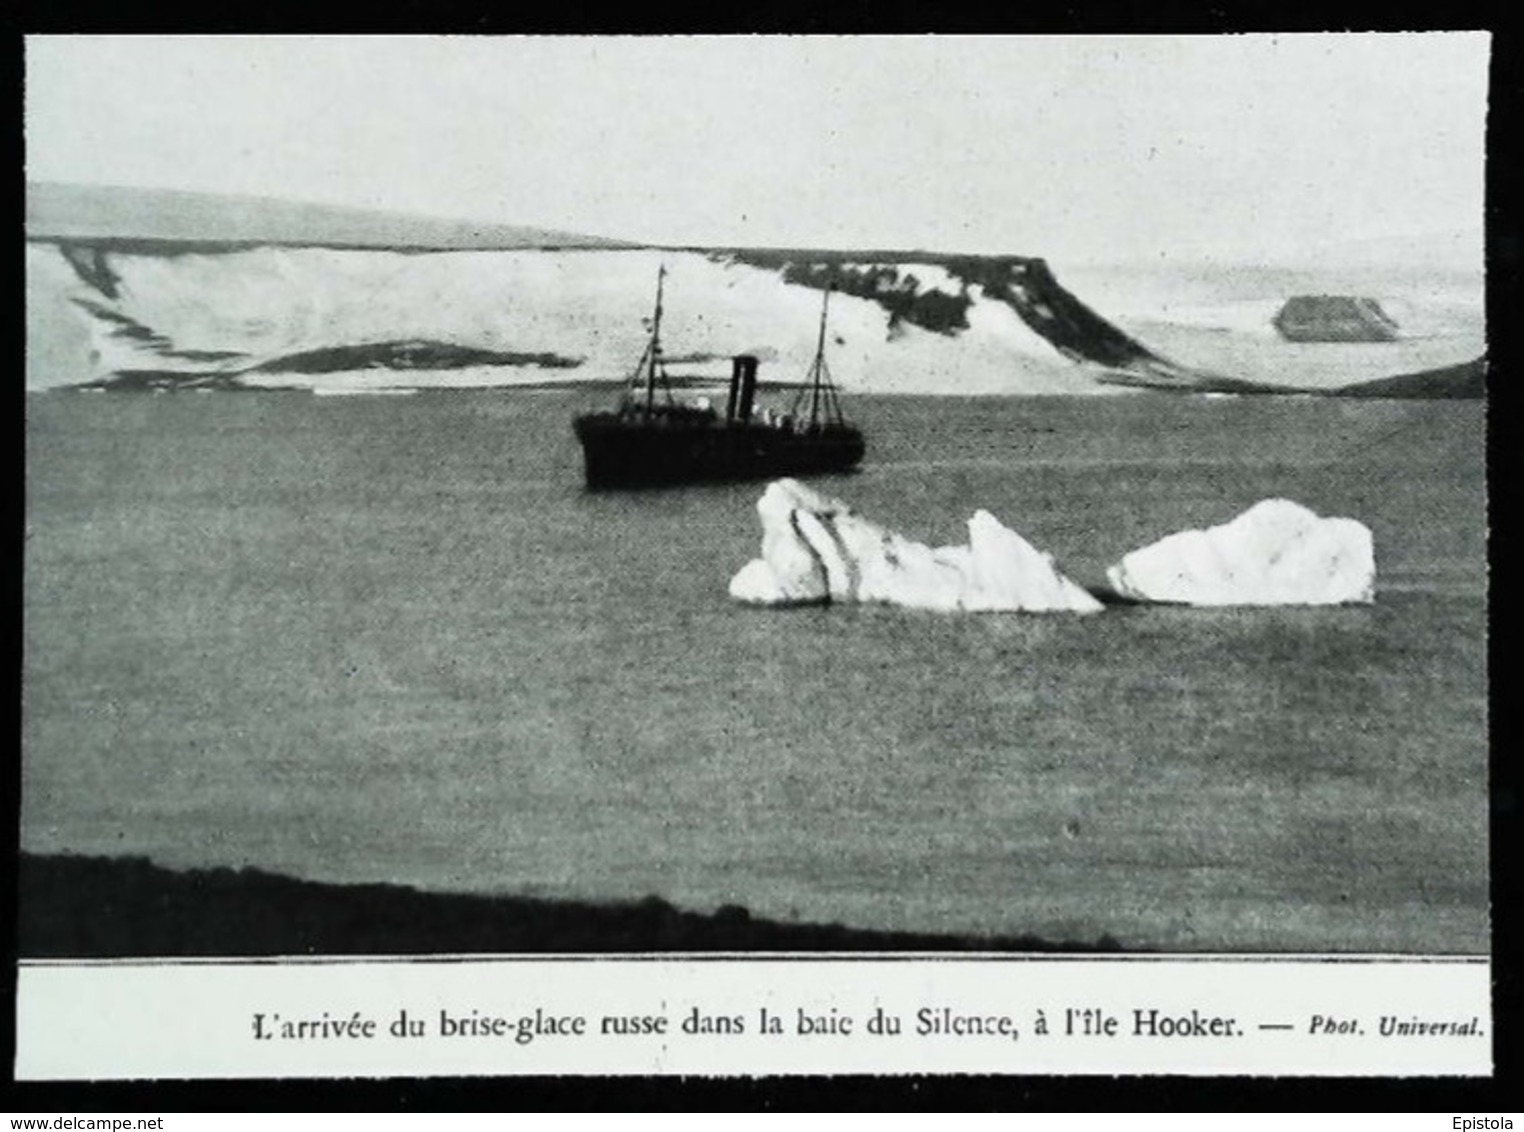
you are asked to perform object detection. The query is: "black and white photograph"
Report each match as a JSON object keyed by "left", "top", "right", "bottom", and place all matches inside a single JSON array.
[{"left": 19, "top": 33, "right": 1491, "bottom": 1080}]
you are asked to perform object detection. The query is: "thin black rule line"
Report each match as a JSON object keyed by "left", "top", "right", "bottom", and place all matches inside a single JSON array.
[{"left": 1258, "top": 1024, "right": 1297, "bottom": 1031}]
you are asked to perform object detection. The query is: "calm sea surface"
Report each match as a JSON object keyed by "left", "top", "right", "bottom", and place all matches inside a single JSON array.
[{"left": 23, "top": 389, "right": 1488, "bottom": 952}]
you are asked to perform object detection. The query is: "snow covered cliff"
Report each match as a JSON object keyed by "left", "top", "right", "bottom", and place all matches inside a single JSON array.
[
  {"left": 26, "top": 240, "right": 1188, "bottom": 395},
  {"left": 25, "top": 181, "right": 1484, "bottom": 396}
]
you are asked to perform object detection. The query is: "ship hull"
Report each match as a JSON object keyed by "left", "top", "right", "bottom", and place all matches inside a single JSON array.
[{"left": 574, "top": 413, "right": 865, "bottom": 489}]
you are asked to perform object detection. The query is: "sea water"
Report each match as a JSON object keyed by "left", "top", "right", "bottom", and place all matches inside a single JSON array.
[{"left": 22, "top": 389, "right": 1487, "bottom": 952}]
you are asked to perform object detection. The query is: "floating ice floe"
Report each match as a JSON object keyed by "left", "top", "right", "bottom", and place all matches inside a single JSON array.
[
  {"left": 729, "top": 479, "right": 1103, "bottom": 613},
  {"left": 1105, "top": 498, "right": 1375, "bottom": 606}
]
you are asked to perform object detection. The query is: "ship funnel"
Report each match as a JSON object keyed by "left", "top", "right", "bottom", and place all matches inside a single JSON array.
[
  {"left": 726, "top": 356, "right": 742, "bottom": 422},
  {"left": 731, "top": 355, "right": 759, "bottom": 422}
]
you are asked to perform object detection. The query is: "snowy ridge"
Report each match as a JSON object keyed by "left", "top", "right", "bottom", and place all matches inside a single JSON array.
[
  {"left": 27, "top": 240, "right": 1482, "bottom": 396},
  {"left": 26, "top": 244, "right": 1150, "bottom": 394}
]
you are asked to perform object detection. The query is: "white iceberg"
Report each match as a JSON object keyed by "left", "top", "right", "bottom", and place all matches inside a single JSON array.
[
  {"left": 1105, "top": 498, "right": 1375, "bottom": 606},
  {"left": 729, "top": 479, "right": 1103, "bottom": 614}
]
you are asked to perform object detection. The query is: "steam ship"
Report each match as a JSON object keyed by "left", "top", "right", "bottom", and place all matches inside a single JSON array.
[{"left": 572, "top": 267, "right": 865, "bottom": 488}]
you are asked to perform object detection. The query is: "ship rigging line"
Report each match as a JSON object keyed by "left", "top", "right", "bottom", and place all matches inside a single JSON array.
[
  {"left": 624, "top": 264, "right": 673, "bottom": 413},
  {"left": 791, "top": 285, "right": 846, "bottom": 429}
]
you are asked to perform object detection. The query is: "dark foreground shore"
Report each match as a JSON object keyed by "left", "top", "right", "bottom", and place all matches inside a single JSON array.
[{"left": 18, "top": 854, "right": 1126, "bottom": 957}]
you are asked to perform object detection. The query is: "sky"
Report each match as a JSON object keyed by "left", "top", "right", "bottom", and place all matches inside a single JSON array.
[{"left": 24, "top": 34, "right": 1490, "bottom": 263}]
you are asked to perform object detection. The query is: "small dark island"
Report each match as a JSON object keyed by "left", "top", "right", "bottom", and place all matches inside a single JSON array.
[{"left": 1272, "top": 295, "right": 1400, "bottom": 342}]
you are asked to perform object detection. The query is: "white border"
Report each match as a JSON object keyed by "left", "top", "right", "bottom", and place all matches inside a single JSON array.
[{"left": 14, "top": 952, "right": 1493, "bottom": 1080}]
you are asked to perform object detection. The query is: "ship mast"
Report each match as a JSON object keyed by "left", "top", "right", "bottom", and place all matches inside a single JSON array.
[
  {"left": 645, "top": 265, "right": 666, "bottom": 413},
  {"left": 806, "top": 285, "right": 834, "bottom": 430}
]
